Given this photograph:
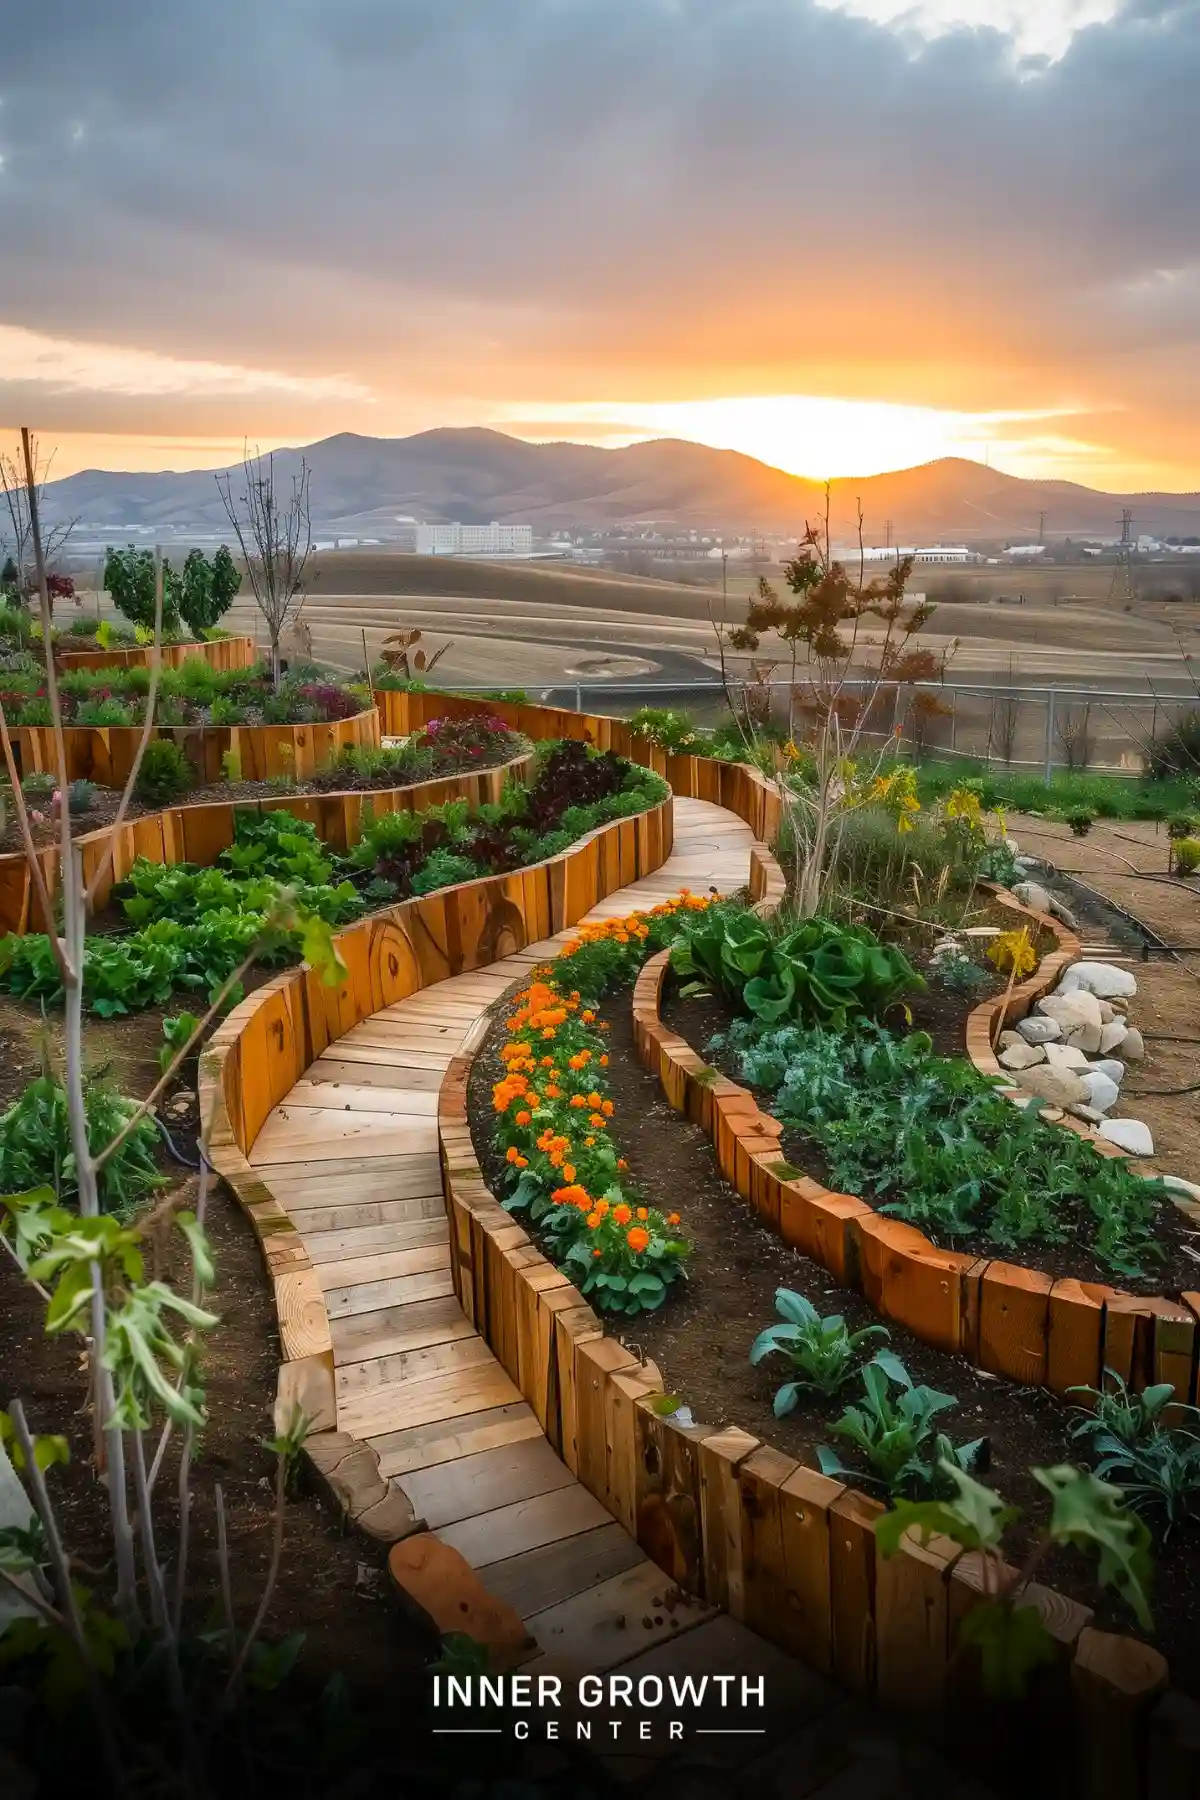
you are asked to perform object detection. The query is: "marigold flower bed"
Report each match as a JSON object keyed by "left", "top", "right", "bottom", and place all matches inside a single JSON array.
[{"left": 490, "top": 896, "right": 713, "bottom": 1316}]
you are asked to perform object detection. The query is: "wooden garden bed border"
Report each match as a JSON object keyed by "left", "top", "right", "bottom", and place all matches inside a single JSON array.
[
  {"left": 632, "top": 873, "right": 1200, "bottom": 1405},
  {"left": 438, "top": 927, "right": 1190, "bottom": 1798},
  {"left": 54, "top": 634, "right": 256, "bottom": 674},
  {"left": 11, "top": 703, "right": 380, "bottom": 789},
  {"left": 192, "top": 693, "right": 1197, "bottom": 1793},
  {"left": 0, "top": 746, "right": 538, "bottom": 934}
]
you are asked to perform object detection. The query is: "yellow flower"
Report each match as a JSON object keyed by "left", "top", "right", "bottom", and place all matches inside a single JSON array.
[{"left": 987, "top": 926, "right": 1037, "bottom": 978}]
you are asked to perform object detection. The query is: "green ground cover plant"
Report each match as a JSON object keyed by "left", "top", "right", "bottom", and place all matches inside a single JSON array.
[
  {"left": 750, "top": 1286, "right": 896, "bottom": 1411},
  {"left": 914, "top": 758, "right": 1199, "bottom": 822},
  {"left": 0, "top": 1070, "right": 163, "bottom": 1214},
  {"left": 718, "top": 1016, "right": 1167, "bottom": 1276},
  {"left": 1069, "top": 1373, "right": 1200, "bottom": 1537}
]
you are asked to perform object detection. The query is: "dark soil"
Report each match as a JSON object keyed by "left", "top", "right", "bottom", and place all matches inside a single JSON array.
[{"left": 465, "top": 967, "right": 1200, "bottom": 1701}]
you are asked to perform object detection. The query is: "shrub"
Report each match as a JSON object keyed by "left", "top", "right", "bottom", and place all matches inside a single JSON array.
[
  {"left": 1167, "top": 812, "right": 1200, "bottom": 841},
  {"left": 932, "top": 948, "right": 990, "bottom": 995},
  {"left": 178, "top": 546, "right": 241, "bottom": 637},
  {"left": 67, "top": 779, "right": 96, "bottom": 816},
  {"left": 1174, "top": 837, "right": 1200, "bottom": 876},
  {"left": 1065, "top": 807, "right": 1094, "bottom": 837},
  {"left": 135, "top": 740, "right": 193, "bottom": 806},
  {"left": 1149, "top": 711, "right": 1200, "bottom": 778},
  {"left": 104, "top": 545, "right": 182, "bottom": 633},
  {"left": 21, "top": 771, "right": 57, "bottom": 801}
]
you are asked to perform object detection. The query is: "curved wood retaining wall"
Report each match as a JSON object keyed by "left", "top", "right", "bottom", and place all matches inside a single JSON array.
[
  {"left": 0, "top": 747, "right": 536, "bottom": 933},
  {"left": 12, "top": 704, "right": 380, "bottom": 787},
  {"left": 633, "top": 899, "right": 1200, "bottom": 1406},
  {"left": 196, "top": 704, "right": 1195, "bottom": 1797},
  {"left": 54, "top": 635, "right": 256, "bottom": 674}
]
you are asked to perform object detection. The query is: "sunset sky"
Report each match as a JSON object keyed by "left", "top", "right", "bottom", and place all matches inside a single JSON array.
[{"left": 2, "top": 0, "right": 1197, "bottom": 489}]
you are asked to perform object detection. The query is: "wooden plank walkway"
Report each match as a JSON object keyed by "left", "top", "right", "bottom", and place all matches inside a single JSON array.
[{"left": 248, "top": 797, "right": 980, "bottom": 1792}]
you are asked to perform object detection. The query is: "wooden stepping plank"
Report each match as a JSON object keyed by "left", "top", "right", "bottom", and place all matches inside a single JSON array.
[
  {"left": 289, "top": 1194, "right": 448, "bottom": 1234},
  {"left": 306, "top": 1045, "right": 450, "bottom": 1077},
  {"left": 250, "top": 1114, "right": 436, "bottom": 1163},
  {"left": 325, "top": 1265, "right": 455, "bottom": 1319},
  {"left": 306, "top": 1217, "right": 450, "bottom": 1262},
  {"left": 523, "top": 1560, "right": 716, "bottom": 1673},
  {"left": 337, "top": 1359, "right": 522, "bottom": 1438},
  {"left": 337, "top": 1333, "right": 495, "bottom": 1397},
  {"left": 304, "top": 1057, "right": 446, "bottom": 1091},
  {"left": 283, "top": 1080, "right": 440, "bottom": 1116},
  {"left": 438, "top": 1481, "right": 612, "bottom": 1569},
  {"left": 316, "top": 1239, "right": 449, "bottom": 1294},
  {"left": 255, "top": 1152, "right": 443, "bottom": 1191},
  {"left": 370, "top": 1402, "right": 542, "bottom": 1479},
  {"left": 331, "top": 1295, "right": 475, "bottom": 1364},
  {"left": 397, "top": 1435, "right": 575, "bottom": 1529},
  {"left": 482, "top": 1521, "right": 645, "bottom": 1618}
]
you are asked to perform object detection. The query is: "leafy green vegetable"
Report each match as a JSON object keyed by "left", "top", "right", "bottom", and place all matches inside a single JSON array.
[
  {"left": 671, "top": 909, "right": 921, "bottom": 1027},
  {"left": 817, "top": 1359, "right": 985, "bottom": 1500},
  {"left": 749, "top": 1286, "right": 895, "bottom": 1410},
  {"left": 0, "top": 1075, "right": 163, "bottom": 1215},
  {"left": 1069, "top": 1372, "right": 1200, "bottom": 1536}
]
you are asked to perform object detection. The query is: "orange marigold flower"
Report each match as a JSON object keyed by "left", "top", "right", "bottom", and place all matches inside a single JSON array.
[
  {"left": 541, "top": 1056, "right": 555, "bottom": 1067},
  {"left": 667, "top": 1212, "right": 680, "bottom": 1225},
  {"left": 626, "top": 1226, "right": 650, "bottom": 1254},
  {"left": 592, "top": 1248, "right": 603, "bottom": 1258},
  {"left": 601, "top": 1100, "right": 614, "bottom": 1117},
  {"left": 636, "top": 1207, "right": 649, "bottom": 1222},
  {"left": 569, "top": 1094, "right": 587, "bottom": 1109},
  {"left": 587, "top": 1092, "right": 602, "bottom": 1107},
  {"left": 562, "top": 1163, "right": 576, "bottom": 1182},
  {"left": 599, "top": 1055, "right": 609, "bottom": 1067},
  {"left": 611, "top": 1202, "right": 632, "bottom": 1225},
  {"left": 545, "top": 1084, "right": 561, "bottom": 1099},
  {"left": 617, "top": 1157, "right": 628, "bottom": 1170},
  {"left": 541, "top": 1027, "right": 556, "bottom": 1040},
  {"left": 568, "top": 1052, "right": 590, "bottom": 1070},
  {"left": 589, "top": 1113, "right": 606, "bottom": 1129},
  {"left": 586, "top": 1210, "right": 603, "bottom": 1229},
  {"left": 515, "top": 1109, "right": 532, "bottom": 1126},
  {"left": 581, "top": 1009, "right": 595, "bottom": 1023},
  {"left": 594, "top": 1198, "right": 610, "bottom": 1216},
  {"left": 505, "top": 1146, "right": 521, "bottom": 1163},
  {"left": 551, "top": 1183, "right": 589, "bottom": 1209},
  {"left": 584, "top": 1136, "right": 596, "bottom": 1147}
]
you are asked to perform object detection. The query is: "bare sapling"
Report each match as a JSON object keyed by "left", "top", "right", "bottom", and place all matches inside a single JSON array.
[
  {"left": 215, "top": 447, "right": 314, "bottom": 692},
  {"left": 0, "top": 427, "right": 350, "bottom": 1793},
  {"left": 720, "top": 486, "right": 953, "bottom": 917}
]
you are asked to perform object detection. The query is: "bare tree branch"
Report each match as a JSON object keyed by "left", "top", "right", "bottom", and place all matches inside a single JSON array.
[{"left": 215, "top": 448, "right": 313, "bottom": 691}]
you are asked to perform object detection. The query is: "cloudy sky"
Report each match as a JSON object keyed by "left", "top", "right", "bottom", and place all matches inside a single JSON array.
[{"left": 2, "top": 0, "right": 1197, "bottom": 485}]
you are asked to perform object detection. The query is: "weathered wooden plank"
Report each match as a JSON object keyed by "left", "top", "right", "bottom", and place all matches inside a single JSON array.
[
  {"left": 482, "top": 1521, "right": 645, "bottom": 1618},
  {"left": 336, "top": 1333, "right": 496, "bottom": 1397},
  {"left": 397, "top": 1435, "right": 574, "bottom": 1529},
  {"left": 283, "top": 1080, "right": 440, "bottom": 1116},
  {"left": 329, "top": 1295, "right": 474, "bottom": 1364},
  {"left": 523, "top": 1560, "right": 716, "bottom": 1673},
  {"left": 315, "top": 1239, "right": 450, "bottom": 1293},
  {"left": 325, "top": 1267, "right": 455, "bottom": 1319},
  {"left": 438, "top": 1480, "right": 612, "bottom": 1569},
  {"left": 337, "top": 1360, "right": 523, "bottom": 1439},
  {"left": 370, "top": 1401, "right": 542, "bottom": 1479},
  {"left": 306, "top": 1218, "right": 451, "bottom": 1262}
]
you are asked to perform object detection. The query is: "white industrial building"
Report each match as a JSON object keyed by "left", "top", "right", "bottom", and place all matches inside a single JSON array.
[
  {"left": 415, "top": 521, "right": 533, "bottom": 556},
  {"left": 839, "top": 545, "right": 975, "bottom": 565}
]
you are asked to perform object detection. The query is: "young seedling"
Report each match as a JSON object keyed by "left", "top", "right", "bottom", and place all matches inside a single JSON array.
[
  {"left": 749, "top": 1286, "right": 897, "bottom": 1412},
  {"left": 817, "top": 1358, "right": 985, "bottom": 1500},
  {"left": 1069, "top": 1371, "right": 1200, "bottom": 1537}
]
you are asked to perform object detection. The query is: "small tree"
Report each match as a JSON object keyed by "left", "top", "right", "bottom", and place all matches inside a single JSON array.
[
  {"left": 0, "top": 433, "right": 77, "bottom": 609},
  {"left": 1055, "top": 701, "right": 1093, "bottom": 772},
  {"left": 104, "top": 546, "right": 182, "bottom": 633},
  {"left": 721, "top": 489, "right": 951, "bottom": 916},
  {"left": 0, "top": 426, "right": 349, "bottom": 1792},
  {"left": 178, "top": 547, "right": 242, "bottom": 638},
  {"left": 215, "top": 451, "right": 313, "bottom": 691}
]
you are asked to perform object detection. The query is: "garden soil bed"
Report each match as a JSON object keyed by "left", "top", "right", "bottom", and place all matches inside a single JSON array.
[
  {"left": 0, "top": 999, "right": 434, "bottom": 1722},
  {"left": 467, "top": 978, "right": 1200, "bottom": 1700}
]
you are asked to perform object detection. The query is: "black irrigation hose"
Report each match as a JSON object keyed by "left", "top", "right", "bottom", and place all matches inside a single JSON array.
[
  {"left": 1125, "top": 1081, "right": 1200, "bottom": 1100},
  {"left": 153, "top": 1112, "right": 202, "bottom": 1171}
]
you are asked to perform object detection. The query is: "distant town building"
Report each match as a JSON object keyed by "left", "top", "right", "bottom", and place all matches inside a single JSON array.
[
  {"left": 415, "top": 521, "right": 533, "bottom": 556},
  {"left": 1004, "top": 544, "right": 1048, "bottom": 558},
  {"left": 841, "top": 545, "right": 976, "bottom": 565}
]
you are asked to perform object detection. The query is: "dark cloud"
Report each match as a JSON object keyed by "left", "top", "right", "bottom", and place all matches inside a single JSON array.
[{"left": 0, "top": 0, "right": 1197, "bottom": 466}]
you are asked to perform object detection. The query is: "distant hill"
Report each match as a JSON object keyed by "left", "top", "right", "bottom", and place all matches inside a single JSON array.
[{"left": 39, "top": 427, "right": 1200, "bottom": 544}]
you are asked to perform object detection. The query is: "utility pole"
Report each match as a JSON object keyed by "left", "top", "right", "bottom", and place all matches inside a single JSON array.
[
  {"left": 1038, "top": 510, "right": 1045, "bottom": 545},
  {"left": 884, "top": 518, "right": 893, "bottom": 551}
]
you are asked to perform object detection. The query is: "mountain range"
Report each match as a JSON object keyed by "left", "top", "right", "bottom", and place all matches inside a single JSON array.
[{"left": 39, "top": 427, "right": 1200, "bottom": 545}]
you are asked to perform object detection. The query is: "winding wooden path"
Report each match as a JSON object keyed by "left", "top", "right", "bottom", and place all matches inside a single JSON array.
[{"left": 248, "top": 798, "right": 978, "bottom": 1791}]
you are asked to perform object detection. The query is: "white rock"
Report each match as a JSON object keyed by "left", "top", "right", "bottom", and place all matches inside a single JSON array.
[
  {"left": 1079, "top": 1070, "right": 1121, "bottom": 1114},
  {"left": 1097, "top": 1117, "right": 1154, "bottom": 1156},
  {"left": 1014, "top": 856, "right": 1038, "bottom": 870},
  {"left": 1014, "top": 1066, "right": 1091, "bottom": 1108},
  {"left": 1097, "top": 1001, "right": 1115, "bottom": 1022},
  {"left": 1000, "top": 1042, "right": 1046, "bottom": 1071},
  {"left": 1091, "top": 1059, "right": 1126, "bottom": 1085},
  {"left": 1099, "top": 1020, "right": 1128, "bottom": 1053},
  {"left": 1049, "top": 899, "right": 1079, "bottom": 929},
  {"left": 931, "top": 937, "right": 963, "bottom": 961},
  {"left": 1162, "top": 1175, "right": 1200, "bottom": 1204},
  {"left": 1037, "top": 991, "right": 1103, "bottom": 1053},
  {"left": 1044, "top": 1043, "right": 1091, "bottom": 1071},
  {"left": 1012, "top": 880, "right": 1054, "bottom": 914},
  {"left": 1068, "top": 1104, "right": 1108, "bottom": 1124},
  {"left": 1004, "top": 837, "right": 1021, "bottom": 855},
  {"left": 998, "top": 1029, "right": 1024, "bottom": 1051},
  {"left": 1058, "top": 960, "right": 1138, "bottom": 1000},
  {"left": 1016, "top": 1015, "right": 1063, "bottom": 1045},
  {"left": 1121, "top": 1027, "right": 1145, "bottom": 1062}
]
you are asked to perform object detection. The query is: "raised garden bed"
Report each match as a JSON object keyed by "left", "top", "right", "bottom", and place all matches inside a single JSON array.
[
  {"left": 54, "top": 633, "right": 255, "bottom": 674},
  {"left": 0, "top": 721, "right": 534, "bottom": 933},
  {"left": 635, "top": 928, "right": 1200, "bottom": 1399}
]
